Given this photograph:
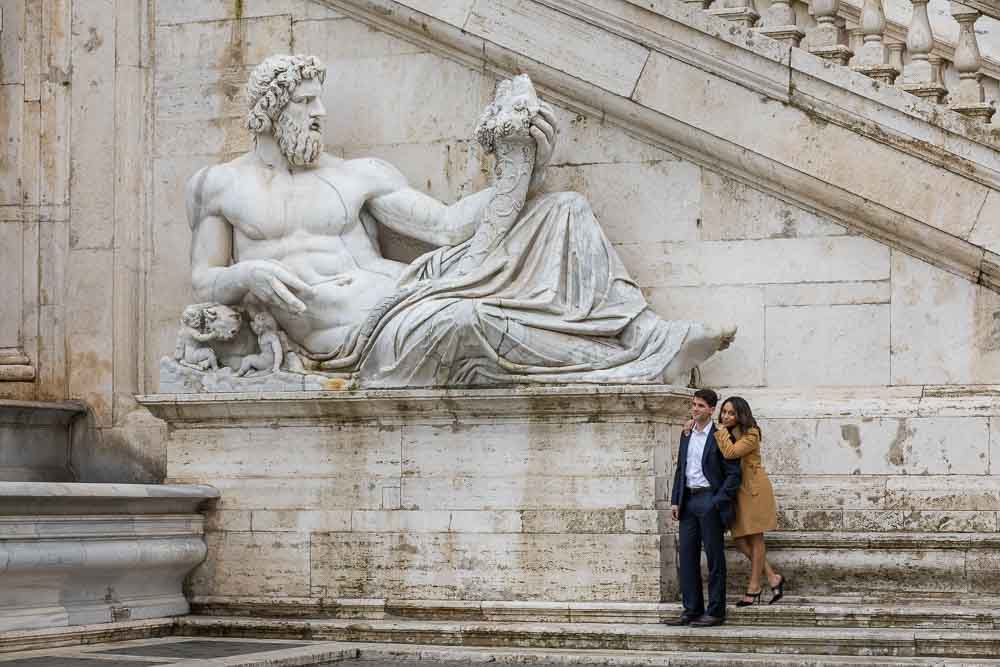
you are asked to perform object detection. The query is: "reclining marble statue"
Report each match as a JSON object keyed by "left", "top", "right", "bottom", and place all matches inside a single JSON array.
[{"left": 163, "top": 54, "right": 735, "bottom": 390}]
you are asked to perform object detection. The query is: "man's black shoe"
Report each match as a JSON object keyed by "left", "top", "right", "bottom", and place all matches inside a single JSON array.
[
  {"left": 662, "top": 614, "right": 698, "bottom": 626},
  {"left": 689, "top": 614, "right": 725, "bottom": 627}
]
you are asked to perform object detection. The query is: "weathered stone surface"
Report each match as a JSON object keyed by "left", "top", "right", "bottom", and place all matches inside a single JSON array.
[
  {"left": 401, "top": 422, "right": 656, "bottom": 478},
  {"left": 891, "top": 252, "right": 1000, "bottom": 385},
  {"left": 700, "top": 171, "right": 846, "bottom": 241},
  {"left": 766, "top": 304, "right": 890, "bottom": 386},
  {"left": 544, "top": 161, "right": 702, "bottom": 244},
  {"left": 801, "top": 418, "right": 989, "bottom": 476},
  {"left": 310, "top": 532, "right": 660, "bottom": 601},
  {"left": 466, "top": 0, "right": 649, "bottom": 97},
  {"left": 190, "top": 531, "right": 310, "bottom": 598},
  {"left": 402, "top": 476, "right": 656, "bottom": 511},
  {"left": 619, "top": 236, "right": 890, "bottom": 288}
]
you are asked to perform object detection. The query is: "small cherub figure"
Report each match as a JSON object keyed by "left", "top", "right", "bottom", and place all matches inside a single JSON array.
[
  {"left": 174, "top": 304, "right": 222, "bottom": 371},
  {"left": 237, "top": 311, "right": 283, "bottom": 376}
]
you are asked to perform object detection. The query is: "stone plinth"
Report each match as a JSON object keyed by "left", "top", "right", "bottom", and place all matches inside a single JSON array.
[
  {"left": 138, "top": 386, "right": 692, "bottom": 609},
  {"left": 0, "top": 482, "right": 219, "bottom": 633}
]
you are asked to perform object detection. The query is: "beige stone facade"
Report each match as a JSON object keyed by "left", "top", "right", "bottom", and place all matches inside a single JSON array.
[{"left": 6, "top": 0, "right": 1000, "bottom": 603}]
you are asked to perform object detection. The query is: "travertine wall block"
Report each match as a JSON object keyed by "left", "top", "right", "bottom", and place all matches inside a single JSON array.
[
  {"left": 146, "top": 389, "right": 687, "bottom": 604},
  {"left": 310, "top": 532, "right": 660, "bottom": 601},
  {"left": 192, "top": 531, "right": 311, "bottom": 597}
]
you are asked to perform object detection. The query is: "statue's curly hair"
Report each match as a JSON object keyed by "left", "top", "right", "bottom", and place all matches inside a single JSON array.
[{"left": 246, "top": 54, "right": 326, "bottom": 135}]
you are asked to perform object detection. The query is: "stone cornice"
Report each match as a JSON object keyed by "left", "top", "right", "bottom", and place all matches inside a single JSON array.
[
  {"left": 137, "top": 385, "right": 694, "bottom": 424},
  {"left": 316, "top": 0, "right": 1000, "bottom": 292}
]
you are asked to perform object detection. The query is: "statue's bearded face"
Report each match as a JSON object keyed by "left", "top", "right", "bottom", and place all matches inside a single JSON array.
[{"left": 274, "top": 78, "right": 325, "bottom": 167}]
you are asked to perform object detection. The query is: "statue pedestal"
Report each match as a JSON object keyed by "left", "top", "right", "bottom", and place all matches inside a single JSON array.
[{"left": 138, "top": 386, "right": 691, "bottom": 611}]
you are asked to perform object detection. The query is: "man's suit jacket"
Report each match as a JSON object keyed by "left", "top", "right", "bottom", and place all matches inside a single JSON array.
[{"left": 670, "top": 422, "right": 742, "bottom": 526}]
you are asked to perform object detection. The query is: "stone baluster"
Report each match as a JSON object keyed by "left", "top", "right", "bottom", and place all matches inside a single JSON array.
[
  {"left": 949, "top": 1, "right": 995, "bottom": 120},
  {"left": 898, "top": 0, "right": 947, "bottom": 102},
  {"left": 758, "top": 0, "right": 804, "bottom": 46},
  {"left": 887, "top": 41, "right": 905, "bottom": 72},
  {"left": 709, "top": 0, "right": 759, "bottom": 29},
  {"left": 853, "top": 0, "right": 899, "bottom": 84},
  {"left": 848, "top": 25, "right": 865, "bottom": 66},
  {"left": 929, "top": 53, "right": 945, "bottom": 86},
  {"left": 809, "top": 0, "right": 853, "bottom": 64}
]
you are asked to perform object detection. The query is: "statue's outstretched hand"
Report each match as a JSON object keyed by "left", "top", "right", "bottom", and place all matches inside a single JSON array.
[
  {"left": 528, "top": 103, "right": 558, "bottom": 193},
  {"left": 242, "top": 260, "right": 315, "bottom": 314}
]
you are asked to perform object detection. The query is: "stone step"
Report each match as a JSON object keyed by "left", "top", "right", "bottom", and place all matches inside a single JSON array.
[
  {"left": 176, "top": 615, "right": 1000, "bottom": 660},
  {"left": 190, "top": 596, "right": 1000, "bottom": 630},
  {"left": 5, "top": 638, "right": 1000, "bottom": 666}
]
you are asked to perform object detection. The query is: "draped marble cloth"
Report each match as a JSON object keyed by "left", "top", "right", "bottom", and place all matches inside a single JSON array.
[{"left": 321, "top": 192, "right": 720, "bottom": 387}]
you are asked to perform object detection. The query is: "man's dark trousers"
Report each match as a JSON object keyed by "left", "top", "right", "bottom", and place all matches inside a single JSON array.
[{"left": 678, "top": 489, "right": 727, "bottom": 618}]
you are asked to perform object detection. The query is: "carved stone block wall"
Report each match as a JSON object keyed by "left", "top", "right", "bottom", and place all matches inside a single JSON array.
[{"left": 141, "top": 387, "right": 689, "bottom": 607}]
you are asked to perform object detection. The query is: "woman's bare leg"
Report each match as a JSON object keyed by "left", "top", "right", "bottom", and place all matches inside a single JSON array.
[{"left": 746, "top": 533, "right": 766, "bottom": 594}]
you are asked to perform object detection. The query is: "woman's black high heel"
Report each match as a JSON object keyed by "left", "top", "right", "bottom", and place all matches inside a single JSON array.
[
  {"left": 769, "top": 575, "right": 786, "bottom": 605},
  {"left": 736, "top": 590, "right": 762, "bottom": 607}
]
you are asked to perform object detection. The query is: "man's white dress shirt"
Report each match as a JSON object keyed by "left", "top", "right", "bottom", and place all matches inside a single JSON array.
[{"left": 685, "top": 419, "right": 712, "bottom": 489}]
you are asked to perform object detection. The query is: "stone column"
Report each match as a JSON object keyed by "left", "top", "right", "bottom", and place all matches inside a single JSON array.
[
  {"left": 709, "top": 0, "right": 760, "bottom": 29},
  {"left": 948, "top": 1, "right": 995, "bottom": 121},
  {"left": 759, "top": 0, "right": 805, "bottom": 47},
  {"left": 809, "top": 0, "right": 853, "bottom": 64},
  {"left": 853, "top": 0, "right": 899, "bottom": 84},
  {"left": 898, "top": 0, "right": 948, "bottom": 102}
]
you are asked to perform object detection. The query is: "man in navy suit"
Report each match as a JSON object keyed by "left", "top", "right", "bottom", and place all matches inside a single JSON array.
[{"left": 664, "top": 389, "right": 742, "bottom": 627}]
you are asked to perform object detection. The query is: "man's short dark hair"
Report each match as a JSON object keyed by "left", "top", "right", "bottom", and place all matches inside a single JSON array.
[{"left": 693, "top": 388, "right": 718, "bottom": 407}]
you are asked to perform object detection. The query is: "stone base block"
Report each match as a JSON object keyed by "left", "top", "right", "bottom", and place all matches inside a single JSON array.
[
  {"left": 810, "top": 45, "right": 853, "bottom": 66},
  {"left": 139, "top": 386, "right": 692, "bottom": 606},
  {"left": 757, "top": 25, "right": 804, "bottom": 47},
  {"left": 159, "top": 357, "right": 355, "bottom": 393},
  {"left": 0, "top": 482, "right": 218, "bottom": 633},
  {"left": 726, "top": 532, "right": 1000, "bottom": 596}
]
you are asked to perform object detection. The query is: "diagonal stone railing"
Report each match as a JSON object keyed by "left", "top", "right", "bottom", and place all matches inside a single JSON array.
[{"left": 318, "top": 0, "right": 1000, "bottom": 293}]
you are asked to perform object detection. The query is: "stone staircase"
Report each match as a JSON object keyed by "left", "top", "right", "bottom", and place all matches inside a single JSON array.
[{"left": 167, "top": 598, "right": 1000, "bottom": 664}]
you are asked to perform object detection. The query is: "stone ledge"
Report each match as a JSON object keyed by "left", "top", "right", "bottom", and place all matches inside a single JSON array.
[
  {"left": 0, "top": 618, "right": 177, "bottom": 654},
  {"left": 175, "top": 615, "right": 1000, "bottom": 658},
  {"left": 186, "top": 596, "right": 1000, "bottom": 629},
  {"left": 760, "top": 531, "right": 1000, "bottom": 550},
  {"left": 0, "top": 400, "right": 86, "bottom": 425},
  {"left": 0, "top": 514, "right": 206, "bottom": 539},
  {"left": 138, "top": 384, "right": 694, "bottom": 424},
  {"left": 716, "top": 384, "right": 1000, "bottom": 418},
  {"left": 0, "top": 482, "right": 220, "bottom": 515}
]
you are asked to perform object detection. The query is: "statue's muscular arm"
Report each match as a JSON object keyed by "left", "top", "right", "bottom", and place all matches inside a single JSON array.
[
  {"left": 187, "top": 165, "right": 315, "bottom": 313},
  {"left": 360, "top": 158, "right": 494, "bottom": 247},
  {"left": 359, "top": 106, "right": 557, "bottom": 246}
]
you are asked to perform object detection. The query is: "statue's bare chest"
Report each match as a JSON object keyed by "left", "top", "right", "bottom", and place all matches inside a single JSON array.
[{"left": 224, "top": 168, "right": 365, "bottom": 241}]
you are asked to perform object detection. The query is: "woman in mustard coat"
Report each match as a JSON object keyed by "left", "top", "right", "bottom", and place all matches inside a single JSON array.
[{"left": 715, "top": 396, "right": 786, "bottom": 606}]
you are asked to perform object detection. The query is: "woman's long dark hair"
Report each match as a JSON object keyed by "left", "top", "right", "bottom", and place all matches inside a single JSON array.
[{"left": 721, "top": 395, "right": 760, "bottom": 435}]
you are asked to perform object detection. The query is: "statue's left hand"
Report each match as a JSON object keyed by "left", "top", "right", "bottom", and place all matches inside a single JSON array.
[{"left": 528, "top": 103, "right": 557, "bottom": 193}]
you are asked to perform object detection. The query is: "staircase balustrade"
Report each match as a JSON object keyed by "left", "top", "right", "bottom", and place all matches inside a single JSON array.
[
  {"left": 949, "top": 0, "right": 997, "bottom": 119},
  {"left": 683, "top": 0, "right": 997, "bottom": 123}
]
